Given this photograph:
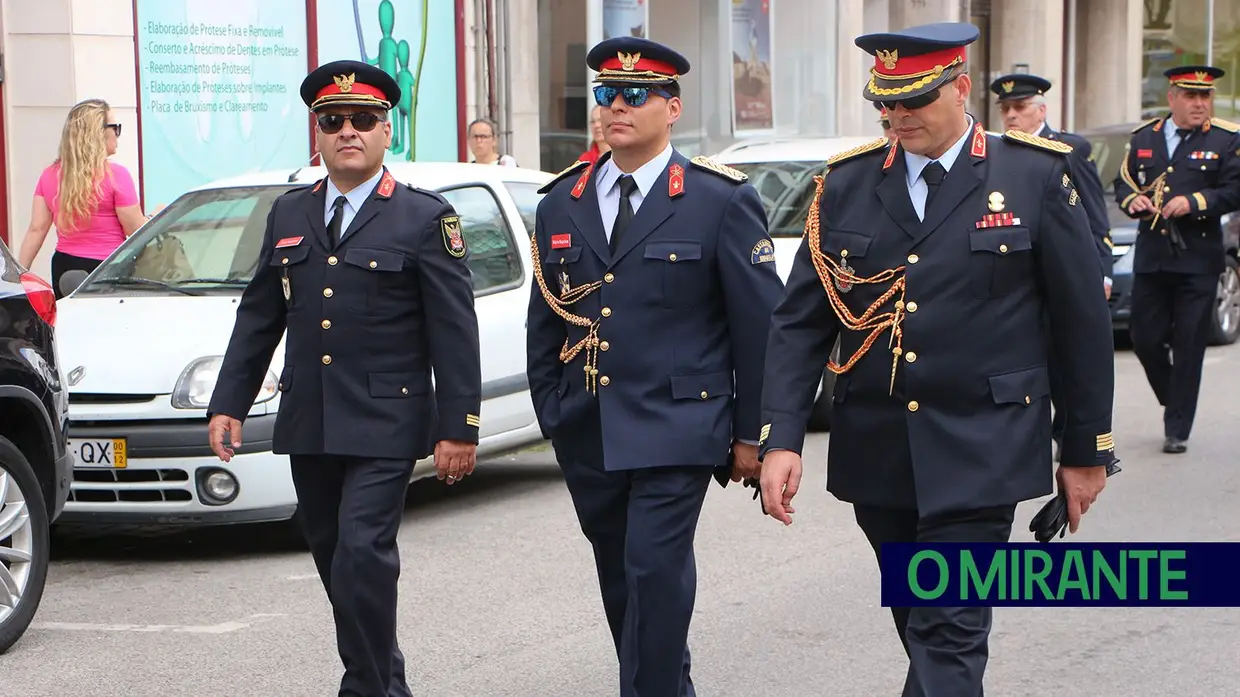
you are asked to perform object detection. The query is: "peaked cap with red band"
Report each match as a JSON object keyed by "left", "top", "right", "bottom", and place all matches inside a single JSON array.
[
  {"left": 1164, "top": 64, "right": 1225, "bottom": 92},
  {"left": 300, "top": 60, "right": 400, "bottom": 112},
  {"left": 586, "top": 36, "right": 691, "bottom": 86},
  {"left": 855, "top": 22, "right": 979, "bottom": 102}
]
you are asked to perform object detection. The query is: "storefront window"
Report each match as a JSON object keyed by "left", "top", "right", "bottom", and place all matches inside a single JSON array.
[{"left": 1142, "top": 0, "right": 1239, "bottom": 120}]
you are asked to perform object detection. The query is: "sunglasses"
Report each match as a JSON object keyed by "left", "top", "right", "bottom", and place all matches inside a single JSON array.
[
  {"left": 877, "top": 76, "right": 959, "bottom": 112},
  {"left": 316, "top": 112, "right": 383, "bottom": 134},
  {"left": 105, "top": 123, "right": 122, "bottom": 136},
  {"left": 593, "top": 85, "right": 674, "bottom": 109}
]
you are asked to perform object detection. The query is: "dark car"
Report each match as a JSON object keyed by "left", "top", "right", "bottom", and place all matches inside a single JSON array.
[
  {"left": 1078, "top": 122, "right": 1240, "bottom": 345},
  {"left": 0, "top": 238, "right": 73, "bottom": 654}
]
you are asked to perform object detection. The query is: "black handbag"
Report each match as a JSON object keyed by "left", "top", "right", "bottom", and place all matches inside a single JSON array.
[{"left": 1029, "top": 459, "right": 1122, "bottom": 543}]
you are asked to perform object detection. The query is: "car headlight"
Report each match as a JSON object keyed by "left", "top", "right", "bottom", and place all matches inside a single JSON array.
[{"left": 171, "top": 356, "right": 278, "bottom": 409}]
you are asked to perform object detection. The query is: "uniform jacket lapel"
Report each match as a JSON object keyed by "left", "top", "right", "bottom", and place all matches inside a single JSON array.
[
  {"left": 609, "top": 150, "right": 681, "bottom": 265},
  {"left": 339, "top": 167, "right": 395, "bottom": 245},
  {"left": 876, "top": 142, "right": 921, "bottom": 239},
  {"left": 915, "top": 126, "right": 985, "bottom": 245},
  {"left": 303, "top": 177, "right": 331, "bottom": 249},
  {"left": 566, "top": 154, "right": 613, "bottom": 264}
]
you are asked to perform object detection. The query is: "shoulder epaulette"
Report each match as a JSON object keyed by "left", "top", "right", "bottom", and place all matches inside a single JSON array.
[
  {"left": 1209, "top": 117, "right": 1240, "bottom": 133},
  {"left": 1132, "top": 117, "right": 1162, "bottom": 133},
  {"left": 537, "top": 160, "right": 591, "bottom": 195},
  {"left": 1003, "top": 129, "right": 1073, "bottom": 154},
  {"left": 825, "top": 137, "right": 889, "bottom": 168},
  {"left": 690, "top": 155, "right": 748, "bottom": 183},
  {"left": 403, "top": 183, "right": 449, "bottom": 204}
]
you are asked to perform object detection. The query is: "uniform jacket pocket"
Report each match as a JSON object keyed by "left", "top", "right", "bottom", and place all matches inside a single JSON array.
[
  {"left": 368, "top": 371, "right": 428, "bottom": 398},
  {"left": 969, "top": 226, "right": 1033, "bottom": 297},
  {"left": 645, "top": 241, "right": 704, "bottom": 308},
  {"left": 271, "top": 245, "right": 311, "bottom": 267},
  {"left": 344, "top": 248, "right": 406, "bottom": 272},
  {"left": 278, "top": 365, "right": 294, "bottom": 392},
  {"left": 821, "top": 229, "right": 874, "bottom": 260},
  {"left": 670, "top": 371, "right": 733, "bottom": 400},
  {"left": 988, "top": 365, "right": 1050, "bottom": 406}
]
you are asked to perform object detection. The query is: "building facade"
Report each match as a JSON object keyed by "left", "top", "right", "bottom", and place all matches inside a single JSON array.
[{"left": 2, "top": 0, "right": 1236, "bottom": 280}]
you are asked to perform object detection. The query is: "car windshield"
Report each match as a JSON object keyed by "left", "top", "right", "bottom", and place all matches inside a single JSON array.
[
  {"left": 76, "top": 185, "right": 296, "bottom": 294},
  {"left": 728, "top": 161, "right": 824, "bottom": 237}
]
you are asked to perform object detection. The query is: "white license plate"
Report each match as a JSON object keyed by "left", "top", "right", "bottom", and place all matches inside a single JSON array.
[{"left": 70, "top": 438, "right": 128, "bottom": 469}]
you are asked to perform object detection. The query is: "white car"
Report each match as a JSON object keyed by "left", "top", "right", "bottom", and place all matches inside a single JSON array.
[
  {"left": 713, "top": 136, "right": 887, "bottom": 431},
  {"left": 53, "top": 162, "right": 551, "bottom": 528}
]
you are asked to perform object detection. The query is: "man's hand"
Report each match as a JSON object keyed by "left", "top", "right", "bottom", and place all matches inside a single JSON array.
[
  {"left": 730, "top": 441, "right": 760, "bottom": 482},
  {"left": 1161, "top": 194, "right": 1191, "bottom": 219},
  {"left": 435, "top": 439, "right": 477, "bottom": 485},
  {"left": 208, "top": 414, "right": 243, "bottom": 462},
  {"left": 760, "top": 450, "right": 803, "bottom": 526},
  {"left": 1127, "top": 194, "right": 1155, "bottom": 216},
  {"left": 1104, "top": 281, "right": 1112, "bottom": 301},
  {"left": 1056, "top": 464, "right": 1108, "bottom": 534}
]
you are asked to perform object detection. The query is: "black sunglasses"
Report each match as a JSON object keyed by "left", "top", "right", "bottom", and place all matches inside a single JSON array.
[
  {"left": 316, "top": 112, "right": 383, "bottom": 134},
  {"left": 105, "top": 123, "right": 122, "bottom": 136},
  {"left": 877, "top": 76, "right": 960, "bottom": 112},
  {"left": 593, "top": 85, "right": 674, "bottom": 109}
]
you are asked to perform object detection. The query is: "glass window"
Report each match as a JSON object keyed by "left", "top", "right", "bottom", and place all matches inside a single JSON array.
[
  {"left": 503, "top": 181, "right": 546, "bottom": 237},
  {"left": 1142, "top": 0, "right": 1238, "bottom": 120},
  {"left": 440, "top": 186, "right": 524, "bottom": 294},
  {"left": 75, "top": 185, "right": 294, "bottom": 294},
  {"left": 728, "top": 160, "right": 822, "bottom": 238}
]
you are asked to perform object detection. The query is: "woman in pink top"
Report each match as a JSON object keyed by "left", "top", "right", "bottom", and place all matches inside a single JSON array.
[{"left": 18, "top": 98, "right": 148, "bottom": 297}]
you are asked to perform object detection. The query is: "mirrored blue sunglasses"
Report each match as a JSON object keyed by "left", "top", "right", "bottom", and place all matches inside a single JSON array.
[{"left": 593, "top": 85, "right": 675, "bottom": 108}]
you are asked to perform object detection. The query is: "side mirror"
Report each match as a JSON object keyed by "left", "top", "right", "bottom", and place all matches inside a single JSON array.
[{"left": 59, "top": 269, "right": 90, "bottom": 297}]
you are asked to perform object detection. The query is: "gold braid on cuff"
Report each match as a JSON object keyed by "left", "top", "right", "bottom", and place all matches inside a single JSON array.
[
  {"left": 804, "top": 173, "right": 908, "bottom": 395},
  {"left": 529, "top": 233, "right": 605, "bottom": 394}
]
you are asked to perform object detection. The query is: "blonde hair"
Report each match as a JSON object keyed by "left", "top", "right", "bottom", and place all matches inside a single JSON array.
[{"left": 54, "top": 99, "right": 113, "bottom": 234}]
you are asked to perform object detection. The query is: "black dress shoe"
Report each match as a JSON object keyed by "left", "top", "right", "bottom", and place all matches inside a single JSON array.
[{"left": 1163, "top": 437, "right": 1188, "bottom": 454}]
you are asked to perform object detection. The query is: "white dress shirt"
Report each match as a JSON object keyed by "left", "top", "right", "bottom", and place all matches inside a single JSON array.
[
  {"left": 594, "top": 144, "right": 675, "bottom": 240},
  {"left": 324, "top": 167, "right": 385, "bottom": 239},
  {"left": 903, "top": 118, "right": 975, "bottom": 221},
  {"left": 1163, "top": 116, "right": 1187, "bottom": 156}
]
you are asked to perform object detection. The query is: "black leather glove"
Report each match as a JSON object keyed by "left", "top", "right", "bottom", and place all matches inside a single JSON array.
[{"left": 1029, "top": 459, "right": 1122, "bottom": 543}]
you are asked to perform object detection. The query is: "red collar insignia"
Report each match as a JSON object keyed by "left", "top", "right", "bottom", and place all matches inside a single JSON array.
[
  {"left": 312, "top": 178, "right": 325, "bottom": 193},
  {"left": 668, "top": 164, "right": 685, "bottom": 198},
  {"left": 376, "top": 170, "right": 396, "bottom": 198},
  {"left": 970, "top": 122, "right": 987, "bottom": 159},
  {"left": 883, "top": 140, "right": 899, "bottom": 170},
  {"left": 571, "top": 162, "right": 595, "bottom": 200}
]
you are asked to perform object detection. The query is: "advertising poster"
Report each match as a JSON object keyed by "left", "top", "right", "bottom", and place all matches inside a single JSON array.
[
  {"left": 134, "top": 0, "right": 310, "bottom": 208},
  {"left": 730, "top": 0, "right": 774, "bottom": 134},
  {"left": 315, "top": 0, "right": 458, "bottom": 163},
  {"left": 604, "top": 0, "right": 648, "bottom": 40}
]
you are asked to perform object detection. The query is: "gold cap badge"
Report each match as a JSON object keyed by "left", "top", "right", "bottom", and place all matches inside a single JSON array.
[{"left": 333, "top": 73, "right": 355, "bottom": 93}]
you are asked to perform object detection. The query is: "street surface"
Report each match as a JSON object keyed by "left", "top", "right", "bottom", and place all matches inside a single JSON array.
[{"left": 3, "top": 344, "right": 1239, "bottom": 696}]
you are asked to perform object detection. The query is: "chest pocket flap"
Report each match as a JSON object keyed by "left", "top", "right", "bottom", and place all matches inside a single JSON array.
[
  {"left": 543, "top": 244, "right": 583, "bottom": 265},
  {"left": 821, "top": 229, "right": 874, "bottom": 259},
  {"left": 970, "top": 227, "right": 1032, "bottom": 255},
  {"left": 644, "top": 241, "right": 703, "bottom": 263},
  {"left": 344, "top": 248, "right": 406, "bottom": 272},
  {"left": 271, "top": 245, "right": 311, "bottom": 267}
]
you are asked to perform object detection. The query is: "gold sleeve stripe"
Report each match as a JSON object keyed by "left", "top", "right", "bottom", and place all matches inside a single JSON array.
[
  {"left": 1120, "top": 192, "right": 1139, "bottom": 210},
  {"left": 465, "top": 414, "right": 481, "bottom": 427},
  {"left": 759, "top": 424, "right": 771, "bottom": 441},
  {"left": 1193, "top": 192, "right": 1208, "bottom": 211},
  {"left": 1096, "top": 433, "right": 1115, "bottom": 451}
]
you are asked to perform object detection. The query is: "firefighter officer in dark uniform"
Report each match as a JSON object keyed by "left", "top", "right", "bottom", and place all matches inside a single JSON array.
[
  {"left": 1114, "top": 65, "right": 1240, "bottom": 454},
  {"left": 757, "top": 23, "right": 1116, "bottom": 696},
  {"left": 206, "top": 60, "right": 482, "bottom": 697},
  {"left": 526, "top": 37, "right": 784, "bottom": 697},
  {"left": 990, "top": 72, "right": 1115, "bottom": 460}
]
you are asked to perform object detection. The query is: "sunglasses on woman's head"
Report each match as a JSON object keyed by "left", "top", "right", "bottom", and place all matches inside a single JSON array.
[
  {"left": 593, "top": 85, "right": 674, "bottom": 109},
  {"left": 316, "top": 112, "right": 383, "bottom": 134}
]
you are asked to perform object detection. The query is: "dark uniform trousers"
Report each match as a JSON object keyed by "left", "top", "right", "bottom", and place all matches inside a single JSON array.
[
  {"left": 759, "top": 130, "right": 1115, "bottom": 697},
  {"left": 208, "top": 169, "right": 482, "bottom": 697},
  {"left": 1113, "top": 115, "right": 1240, "bottom": 440},
  {"left": 528, "top": 150, "right": 783, "bottom": 697},
  {"left": 1044, "top": 126, "right": 1114, "bottom": 452}
]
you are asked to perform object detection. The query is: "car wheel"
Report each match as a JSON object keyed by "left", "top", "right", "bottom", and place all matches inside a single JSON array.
[
  {"left": 0, "top": 435, "right": 51, "bottom": 655},
  {"left": 1209, "top": 256, "right": 1240, "bottom": 346}
]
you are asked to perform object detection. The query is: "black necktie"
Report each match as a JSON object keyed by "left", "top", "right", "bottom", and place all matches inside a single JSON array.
[
  {"left": 921, "top": 161, "right": 946, "bottom": 212},
  {"left": 327, "top": 195, "right": 347, "bottom": 248},
  {"left": 611, "top": 175, "right": 638, "bottom": 254},
  {"left": 1173, "top": 128, "right": 1192, "bottom": 158}
]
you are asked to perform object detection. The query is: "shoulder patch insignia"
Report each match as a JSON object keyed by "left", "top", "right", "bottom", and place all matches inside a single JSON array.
[
  {"left": 1003, "top": 129, "right": 1074, "bottom": 154},
  {"left": 690, "top": 156, "right": 748, "bottom": 183},
  {"left": 1209, "top": 117, "right": 1240, "bottom": 133},
  {"left": 537, "top": 160, "right": 591, "bottom": 195},
  {"left": 826, "top": 137, "right": 889, "bottom": 168},
  {"left": 440, "top": 215, "right": 466, "bottom": 258},
  {"left": 1132, "top": 116, "right": 1162, "bottom": 134},
  {"left": 751, "top": 238, "right": 775, "bottom": 265}
]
